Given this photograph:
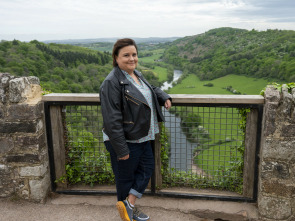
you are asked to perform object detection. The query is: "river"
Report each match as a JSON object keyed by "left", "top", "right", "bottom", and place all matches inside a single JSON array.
[
  {"left": 161, "top": 70, "right": 183, "bottom": 91},
  {"left": 161, "top": 70, "right": 198, "bottom": 172}
]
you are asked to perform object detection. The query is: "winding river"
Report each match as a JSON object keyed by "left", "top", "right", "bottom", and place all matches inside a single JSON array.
[{"left": 161, "top": 70, "right": 198, "bottom": 171}]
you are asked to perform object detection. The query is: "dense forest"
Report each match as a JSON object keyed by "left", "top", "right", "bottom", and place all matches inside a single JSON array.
[
  {"left": 0, "top": 39, "right": 162, "bottom": 93},
  {"left": 162, "top": 27, "right": 295, "bottom": 82},
  {"left": 0, "top": 39, "right": 112, "bottom": 93}
]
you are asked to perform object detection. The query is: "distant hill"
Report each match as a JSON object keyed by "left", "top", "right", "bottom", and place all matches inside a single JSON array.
[
  {"left": 162, "top": 27, "right": 295, "bottom": 82},
  {"left": 43, "top": 37, "right": 180, "bottom": 45}
]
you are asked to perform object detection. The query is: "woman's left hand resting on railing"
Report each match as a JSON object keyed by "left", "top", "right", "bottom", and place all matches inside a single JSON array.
[{"left": 165, "top": 99, "right": 172, "bottom": 110}]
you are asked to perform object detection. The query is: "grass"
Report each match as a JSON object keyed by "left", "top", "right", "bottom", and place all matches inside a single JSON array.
[
  {"left": 139, "top": 49, "right": 165, "bottom": 62},
  {"left": 168, "top": 74, "right": 272, "bottom": 95},
  {"left": 154, "top": 66, "right": 168, "bottom": 82},
  {"left": 174, "top": 105, "right": 243, "bottom": 175},
  {"left": 196, "top": 140, "right": 242, "bottom": 172}
]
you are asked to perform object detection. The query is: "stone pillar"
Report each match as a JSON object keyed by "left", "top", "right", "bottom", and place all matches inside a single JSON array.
[
  {"left": 258, "top": 85, "right": 295, "bottom": 221},
  {"left": 0, "top": 73, "right": 50, "bottom": 202}
]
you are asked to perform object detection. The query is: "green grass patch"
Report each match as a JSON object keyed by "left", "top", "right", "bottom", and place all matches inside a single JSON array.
[
  {"left": 154, "top": 66, "right": 168, "bottom": 82},
  {"left": 139, "top": 49, "right": 165, "bottom": 62},
  {"left": 168, "top": 74, "right": 271, "bottom": 95}
]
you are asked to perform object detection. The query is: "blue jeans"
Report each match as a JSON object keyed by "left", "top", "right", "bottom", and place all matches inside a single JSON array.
[{"left": 105, "top": 141, "right": 154, "bottom": 201}]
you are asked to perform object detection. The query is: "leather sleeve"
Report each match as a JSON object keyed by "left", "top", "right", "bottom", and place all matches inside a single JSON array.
[
  {"left": 100, "top": 79, "right": 129, "bottom": 159},
  {"left": 151, "top": 84, "right": 172, "bottom": 106}
]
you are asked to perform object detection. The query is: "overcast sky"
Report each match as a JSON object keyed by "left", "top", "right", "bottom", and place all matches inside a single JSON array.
[{"left": 1, "top": 0, "right": 295, "bottom": 41}]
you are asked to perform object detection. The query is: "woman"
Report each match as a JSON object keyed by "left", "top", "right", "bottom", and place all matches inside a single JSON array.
[{"left": 100, "top": 38, "right": 171, "bottom": 221}]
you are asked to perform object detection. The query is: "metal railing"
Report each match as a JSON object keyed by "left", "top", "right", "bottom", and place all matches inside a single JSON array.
[{"left": 44, "top": 93, "right": 264, "bottom": 202}]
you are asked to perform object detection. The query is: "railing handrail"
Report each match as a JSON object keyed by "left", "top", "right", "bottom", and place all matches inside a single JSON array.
[{"left": 43, "top": 93, "right": 264, "bottom": 104}]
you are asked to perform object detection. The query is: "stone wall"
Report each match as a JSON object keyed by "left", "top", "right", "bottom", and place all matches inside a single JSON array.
[
  {"left": 258, "top": 85, "right": 295, "bottom": 221},
  {"left": 0, "top": 73, "right": 50, "bottom": 202}
]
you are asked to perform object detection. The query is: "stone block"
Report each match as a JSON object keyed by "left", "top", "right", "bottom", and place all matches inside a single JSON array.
[
  {"left": 9, "top": 77, "right": 31, "bottom": 103},
  {"left": 291, "top": 161, "right": 295, "bottom": 182},
  {"left": 264, "top": 86, "right": 280, "bottom": 103},
  {"left": 262, "top": 139, "right": 295, "bottom": 161},
  {"left": 15, "top": 133, "right": 46, "bottom": 152},
  {"left": 0, "top": 183, "right": 14, "bottom": 197},
  {"left": 29, "top": 173, "right": 50, "bottom": 202},
  {"left": 261, "top": 179, "right": 295, "bottom": 197},
  {"left": 0, "top": 164, "right": 9, "bottom": 175},
  {"left": 0, "top": 73, "right": 13, "bottom": 85},
  {"left": 0, "top": 121, "right": 39, "bottom": 133},
  {"left": 19, "top": 162, "right": 48, "bottom": 177},
  {"left": 27, "top": 76, "right": 40, "bottom": 85},
  {"left": 0, "top": 137, "right": 14, "bottom": 154},
  {"left": 6, "top": 154, "right": 40, "bottom": 164},
  {"left": 292, "top": 198, "right": 295, "bottom": 215},
  {"left": 7, "top": 103, "right": 43, "bottom": 120},
  {"left": 0, "top": 88, "right": 5, "bottom": 104},
  {"left": 278, "top": 86, "right": 294, "bottom": 117},
  {"left": 0, "top": 104, "right": 4, "bottom": 118},
  {"left": 0, "top": 73, "right": 13, "bottom": 103},
  {"left": 281, "top": 124, "right": 295, "bottom": 137},
  {"left": 263, "top": 102, "right": 278, "bottom": 136},
  {"left": 261, "top": 161, "right": 290, "bottom": 179},
  {"left": 258, "top": 195, "right": 292, "bottom": 220}
]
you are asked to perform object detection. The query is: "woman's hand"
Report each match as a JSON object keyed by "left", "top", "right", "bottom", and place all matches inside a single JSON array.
[
  {"left": 164, "top": 99, "right": 172, "bottom": 110},
  {"left": 119, "top": 154, "right": 129, "bottom": 160}
]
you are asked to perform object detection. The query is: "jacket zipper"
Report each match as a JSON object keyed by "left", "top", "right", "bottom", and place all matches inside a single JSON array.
[
  {"left": 125, "top": 93, "right": 149, "bottom": 107},
  {"left": 125, "top": 96, "right": 139, "bottom": 105},
  {"left": 123, "top": 121, "right": 134, "bottom": 124}
]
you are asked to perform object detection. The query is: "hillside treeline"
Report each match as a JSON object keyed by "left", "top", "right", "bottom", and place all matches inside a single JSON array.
[
  {"left": 0, "top": 40, "right": 112, "bottom": 93},
  {"left": 0, "top": 39, "right": 162, "bottom": 93},
  {"left": 162, "top": 27, "right": 295, "bottom": 82}
]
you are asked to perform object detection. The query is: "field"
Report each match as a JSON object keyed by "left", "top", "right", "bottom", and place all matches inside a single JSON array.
[
  {"left": 168, "top": 74, "right": 272, "bottom": 95},
  {"left": 140, "top": 49, "right": 165, "bottom": 62},
  {"left": 153, "top": 66, "right": 169, "bottom": 82}
]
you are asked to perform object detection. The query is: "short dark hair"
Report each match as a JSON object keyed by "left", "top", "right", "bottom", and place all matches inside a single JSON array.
[{"left": 112, "top": 38, "right": 138, "bottom": 67}]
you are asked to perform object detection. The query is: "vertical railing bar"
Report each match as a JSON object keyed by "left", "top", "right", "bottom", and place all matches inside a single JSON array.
[
  {"left": 44, "top": 102, "right": 57, "bottom": 192},
  {"left": 253, "top": 105, "right": 263, "bottom": 201}
]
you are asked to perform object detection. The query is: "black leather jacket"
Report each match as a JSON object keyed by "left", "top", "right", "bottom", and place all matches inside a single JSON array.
[{"left": 100, "top": 67, "right": 171, "bottom": 158}]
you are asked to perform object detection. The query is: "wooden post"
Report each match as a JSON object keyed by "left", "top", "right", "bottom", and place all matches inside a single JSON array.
[
  {"left": 50, "top": 105, "right": 67, "bottom": 190},
  {"left": 243, "top": 109, "right": 258, "bottom": 198}
]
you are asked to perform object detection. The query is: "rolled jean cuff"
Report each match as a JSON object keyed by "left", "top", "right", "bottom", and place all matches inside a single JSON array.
[{"left": 129, "top": 188, "right": 142, "bottom": 199}]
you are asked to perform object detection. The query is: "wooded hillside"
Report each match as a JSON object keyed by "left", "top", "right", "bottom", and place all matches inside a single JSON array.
[
  {"left": 0, "top": 40, "right": 112, "bottom": 93},
  {"left": 0, "top": 39, "right": 162, "bottom": 93},
  {"left": 162, "top": 27, "right": 295, "bottom": 82}
]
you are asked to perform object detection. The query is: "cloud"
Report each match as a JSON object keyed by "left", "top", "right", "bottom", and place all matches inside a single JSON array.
[{"left": 0, "top": 0, "right": 295, "bottom": 41}]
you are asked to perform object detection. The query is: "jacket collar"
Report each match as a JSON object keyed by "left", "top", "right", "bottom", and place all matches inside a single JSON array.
[
  {"left": 113, "top": 66, "right": 129, "bottom": 85},
  {"left": 114, "top": 66, "right": 145, "bottom": 86}
]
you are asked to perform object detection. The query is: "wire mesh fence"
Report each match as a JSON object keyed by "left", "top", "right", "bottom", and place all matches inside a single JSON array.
[
  {"left": 61, "top": 103, "right": 246, "bottom": 193},
  {"left": 63, "top": 104, "right": 114, "bottom": 186},
  {"left": 161, "top": 105, "right": 245, "bottom": 193}
]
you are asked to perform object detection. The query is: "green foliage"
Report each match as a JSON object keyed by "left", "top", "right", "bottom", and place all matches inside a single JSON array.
[
  {"left": 260, "top": 82, "right": 295, "bottom": 95},
  {"left": 203, "top": 83, "right": 214, "bottom": 87},
  {"left": 64, "top": 108, "right": 115, "bottom": 186},
  {"left": 0, "top": 40, "right": 112, "bottom": 93},
  {"left": 159, "top": 123, "right": 170, "bottom": 177},
  {"left": 163, "top": 28, "right": 295, "bottom": 82},
  {"left": 40, "top": 83, "right": 52, "bottom": 95}
]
